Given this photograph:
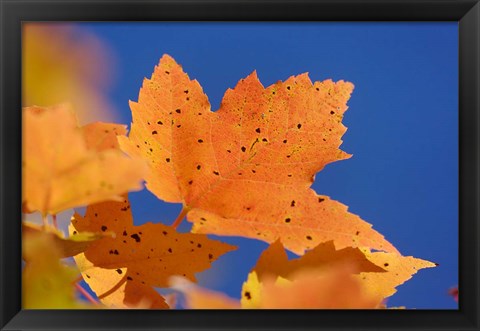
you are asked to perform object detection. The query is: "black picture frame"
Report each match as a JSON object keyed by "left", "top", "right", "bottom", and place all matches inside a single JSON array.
[{"left": 1, "top": 0, "right": 479, "bottom": 330}]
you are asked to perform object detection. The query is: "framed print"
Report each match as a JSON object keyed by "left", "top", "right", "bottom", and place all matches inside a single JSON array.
[{"left": 1, "top": 0, "right": 479, "bottom": 330}]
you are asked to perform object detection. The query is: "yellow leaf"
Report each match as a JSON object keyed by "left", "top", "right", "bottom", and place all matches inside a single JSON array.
[
  {"left": 240, "top": 272, "right": 263, "bottom": 308},
  {"left": 22, "top": 228, "right": 88, "bottom": 308},
  {"left": 23, "top": 221, "right": 106, "bottom": 258},
  {"left": 120, "top": 54, "right": 397, "bottom": 255},
  {"left": 22, "top": 105, "right": 147, "bottom": 215},
  {"left": 71, "top": 197, "right": 236, "bottom": 309},
  {"left": 22, "top": 23, "right": 118, "bottom": 124}
]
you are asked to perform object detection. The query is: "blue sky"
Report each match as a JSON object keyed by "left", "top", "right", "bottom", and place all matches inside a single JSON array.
[{"left": 74, "top": 22, "right": 458, "bottom": 309}]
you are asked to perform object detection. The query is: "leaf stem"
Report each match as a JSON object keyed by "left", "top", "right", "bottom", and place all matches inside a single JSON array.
[
  {"left": 52, "top": 214, "right": 58, "bottom": 229},
  {"left": 171, "top": 205, "right": 190, "bottom": 229},
  {"left": 74, "top": 282, "right": 99, "bottom": 305}
]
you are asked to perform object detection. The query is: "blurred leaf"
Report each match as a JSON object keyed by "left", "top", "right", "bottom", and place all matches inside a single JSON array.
[
  {"left": 22, "top": 105, "right": 147, "bottom": 215},
  {"left": 22, "top": 23, "right": 118, "bottom": 124}
]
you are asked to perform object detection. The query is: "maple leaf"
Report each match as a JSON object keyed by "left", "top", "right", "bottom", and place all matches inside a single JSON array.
[
  {"left": 119, "top": 54, "right": 397, "bottom": 254},
  {"left": 172, "top": 268, "right": 381, "bottom": 309},
  {"left": 22, "top": 227, "right": 90, "bottom": 308},
  {"left": 173, "top": 240, "right": 435, "bottom": 309},
  {"left": 244, "top": 241, "right": 435, "bottom": 306},
  {"left": 250, "top": 239, "right": 384, "bottom": 282},
  {"left": 355, "top": 249, "right": 437, "bottom": 299},
  {"left": 23, "top": 222, "right": 107, "bottom": 258},
  {"left": 241, "top": 240, "right": 385, "bottom": 308},
  {"left": 22, "top": 105, "right": 147, "bottom": 215},
  {"left": 71, "top": 197, "right": 236, "bottom": 309}
]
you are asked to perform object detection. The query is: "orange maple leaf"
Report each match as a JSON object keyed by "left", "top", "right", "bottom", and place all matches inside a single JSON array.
[
  {"left": 250, "top": 239, "right": 384, "bottom": 282},
  {"left": 22, "top": 105, "right": 147, "bottom": 215},
  {"left": 119, "top": 54, "right": 397, "bottom": 255},
  {"left": 355, "top": 249, "right": 437, "bottom": 300},
  {"left": 242, "top": 240, "right": 435, "bottom": 307},
  {"left": 71, "top": 197, "right": 236, "bottom": 309}
]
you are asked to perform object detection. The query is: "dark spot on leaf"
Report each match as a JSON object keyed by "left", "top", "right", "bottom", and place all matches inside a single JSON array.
[
  {"left": 86, "top": 274, "right": 90, "bottom": 279},
  {"left": 318, "top": 197, "right": 325, "bottom": 203},
  {"left": 157, "top": 120, "right": 163, "bottom": 125},
  {"left": 241, "top": 146, "right": 246, "bottom": 152},
  {"left": 316, "top": 87, "right": 319, "bottom": 91},
  {"left": 149, "top": 148, "right": 153, "bottom": 152},
  {"left": 177, "top": 125, "right": 181, "bottom": 128},
  {"left": 101, "top": 225, "right": 107, "bottom": 232},
  {"left": 208, "top": 254, "right": 213, "bottom": 260},
  {"left": 165, "top": 71, "right": 170, "bottom": 74},
  {"left": 130, "top": 234, "right": 141, "bottom": 243},
  {"left": 175, "top": 109, "right": 181, "bottom": 114},
  {"left": 94, "top": 213, "right": 98, "bottom": 217},
  {"left": 162, "top": 231, "right": 168, "bottom": 235},
  {"left": 297, "top": 124, "right": 302, "bottom": 129},
  {"left": 197, "top": 243, "right": 202, "bottom": 248},
  {"left": 152, "top": 130, "right": 158, "bottom": 135},
  {"left": 213, "top": 171, "right": 220, "bottom": 176},
  {"left": 330, "top": 111, "right": 335, "bottom": 115},
  {"left": 285, "top": 218, "right": 291, "bottom": 223},
  {"left": 291, "top": 200, "right": 296, "bottom": 207},
  {"left": 283, "top": 140, "right": 287, "bottom": 144},
  {"left": 262, "top": 138, "right": 268, "bottom": 142},
  {"left": 127, "top": 276, "right": 133, "bottom": 281},
  {"left": 355, "top": 231, "right": 360, "bottom": 235},
  {"left": 184, "top": 90, "right": 189, "bottom": 94},
  {"left": 166, "top": 158, "right": 171, "bottom": 162},
  {"left": 168, "top": 248, "right": 173, "bottom": 253},
  {"left": 123, "top": 231, "right": 128, "bottom": 236},
  {"left": 255, "top": 128, "right": 261, "bottom": 133},
  {"left": 116, "top": 269, "right": 122, "bottom": 274},
  {"left": 114, "top": 249, "right": 119, "bottom": 255},
  {"left": 198, "top": 139, "right": 204, "bottom": 143},
  {"left": 188, "top": 180, "right": 193, "bottom": 185},
  {"left": 197, "top": 165, "right": 201, "bottom": 170},
  {"left": 244, "top": 291, "right": 252, "bottom": 300},
  {"left": 73, "top": 231, "right": 77, "bottom": 235},
  {"left": 287, "top": 86, "right": 291, "bottom": 90},
  {"left": 384, "top": 263, "right": 389, "bottom": 267},
  {"left": 306, "top": 236, "right": 312, "bottom": 240},
  {"left": 227, "top": 149, "right": 231, "bottom": 153},
  {"left": 252, "top": 169, "right": 256, "bottom": 173}
]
